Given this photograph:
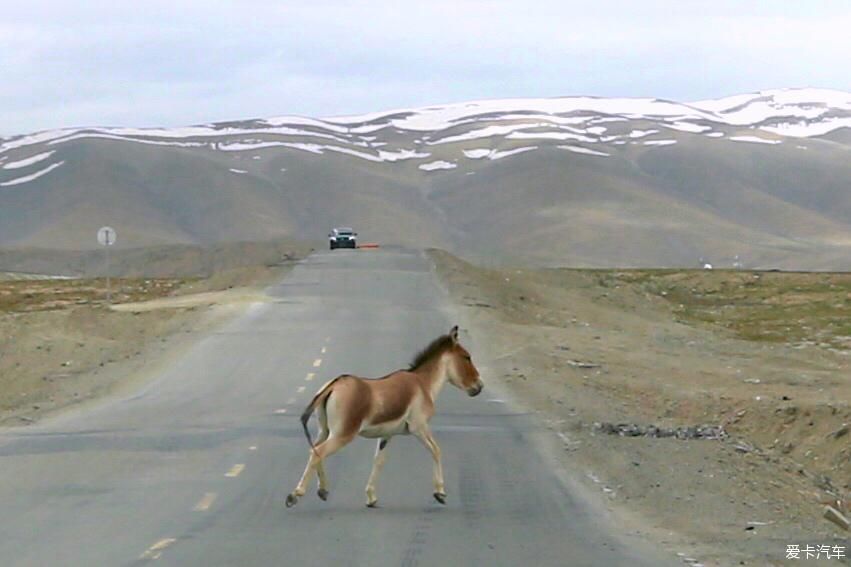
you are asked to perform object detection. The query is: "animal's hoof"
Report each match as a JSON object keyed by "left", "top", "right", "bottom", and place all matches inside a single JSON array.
[
  {"left": 434, "top": 492, "right": 447, "bottom": 505},
  {"left": 366, "top": 500, "right": 379, "bottom": 508},
  {"left": 285, "top": 493, "right": 299, "bottom": 508},
  {"left": 317, "top": 488, "right": 329, "bottom": 501}
]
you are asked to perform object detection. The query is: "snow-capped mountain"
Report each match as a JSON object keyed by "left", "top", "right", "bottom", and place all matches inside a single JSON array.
[
  {"left": 0, "top": 89, "right": 850, "bottom": 269},
  {"left": 2, "top": 88, "right": 849, "bottom": 171}
]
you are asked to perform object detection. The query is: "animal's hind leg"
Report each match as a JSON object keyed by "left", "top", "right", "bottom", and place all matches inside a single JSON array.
[
  {"left": 287, "top": 451, "right": 319, "bottom": 508},
  {"left": 365, "top": 438, "right": 391, "bottom": 508},
  {"left": 315, "top": 425, "right": 330, "bottom": 501},
  {"left": 286, "top": 434, "right": 353, "bottom": 508}
]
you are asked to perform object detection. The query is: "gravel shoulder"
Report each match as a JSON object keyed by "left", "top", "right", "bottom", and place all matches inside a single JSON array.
[{"left": 431, "top": 249, "right": 850, "bottom": 566}]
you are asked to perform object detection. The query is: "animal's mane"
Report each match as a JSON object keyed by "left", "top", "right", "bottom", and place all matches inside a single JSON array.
[{"left": 409, "top": 334, "right": 453, "bottom": 370}]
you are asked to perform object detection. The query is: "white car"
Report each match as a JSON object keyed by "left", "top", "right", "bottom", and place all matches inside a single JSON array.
[{"left": 329, "top": 227, "right": 357, "bottom": 250}]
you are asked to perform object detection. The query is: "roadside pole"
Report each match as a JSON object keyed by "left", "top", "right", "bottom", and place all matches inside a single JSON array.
[
  {"left": 97, "top": 226, "right": 117, "bottom": 305},
  {"left": 106, "top": 244, "right": 111, "bottom": 304}
]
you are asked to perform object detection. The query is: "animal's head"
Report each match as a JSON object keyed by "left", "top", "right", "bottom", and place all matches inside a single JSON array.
[{"left": 445, "top": 326, "right": 483, "bottom": 397}]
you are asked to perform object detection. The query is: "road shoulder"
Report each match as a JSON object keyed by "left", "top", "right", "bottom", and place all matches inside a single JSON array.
[{"left": 429, "top": 249, "right": 850, "bottom": 567}]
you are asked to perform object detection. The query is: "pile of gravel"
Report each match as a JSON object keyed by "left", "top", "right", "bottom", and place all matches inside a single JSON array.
[{"left": 592, "top": 422, "right": 727, "bottom": 440}]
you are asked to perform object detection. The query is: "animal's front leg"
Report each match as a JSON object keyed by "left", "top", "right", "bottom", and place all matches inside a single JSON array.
[
  {"left": 414, "top": 427, "right": 446, "bottom": 504},
  {"left": 365, "top": 438, "right": 391, "bottom": 508}
]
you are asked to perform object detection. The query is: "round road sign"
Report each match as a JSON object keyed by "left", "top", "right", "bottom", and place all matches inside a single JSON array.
[{"left": 97, "top": 226, "right": 117, "bottom": 246}]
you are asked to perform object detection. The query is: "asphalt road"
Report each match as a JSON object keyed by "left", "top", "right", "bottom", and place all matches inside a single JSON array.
[{"left": 0, "top": 249, "right": 677, "bottom": 566}]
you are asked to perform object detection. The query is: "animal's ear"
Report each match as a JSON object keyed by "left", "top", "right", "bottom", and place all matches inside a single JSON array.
[{"left": 449, "top": 325, "right": 459, "bottom": 344}]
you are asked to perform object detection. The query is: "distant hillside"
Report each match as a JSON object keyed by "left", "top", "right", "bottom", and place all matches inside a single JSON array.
[{"left": 1, "top": 88, "right": 849, "bottom": 269}]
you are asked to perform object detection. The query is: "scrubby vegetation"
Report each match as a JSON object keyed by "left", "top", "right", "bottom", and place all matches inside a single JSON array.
[{"left": 605, "top": 270, "right": 851, "bottom": 350}]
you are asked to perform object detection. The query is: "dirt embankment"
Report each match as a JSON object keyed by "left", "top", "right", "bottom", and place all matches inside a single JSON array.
[
  {"left": 0, "top": 238, "right": 316, "bottom": 278},
  {"left": 0, "top": 243, "right": 312, "bottom": 426},
  {"left": 431, "top": 250, "right": 850, "bottom": 567}
]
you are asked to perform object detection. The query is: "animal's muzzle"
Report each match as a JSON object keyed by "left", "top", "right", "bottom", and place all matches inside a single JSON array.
[{"left": 468, "top": 382, "right": 484, "bottom": 397}]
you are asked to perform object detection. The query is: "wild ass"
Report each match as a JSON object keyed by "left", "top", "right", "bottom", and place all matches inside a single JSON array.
[{"left": 286, "top": 325, "right": 483, "bottom": 508}]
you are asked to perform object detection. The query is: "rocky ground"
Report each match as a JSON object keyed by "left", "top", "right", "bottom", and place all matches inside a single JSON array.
[{"left": 431, "top": 250, "right": 850, "bottom": 566}]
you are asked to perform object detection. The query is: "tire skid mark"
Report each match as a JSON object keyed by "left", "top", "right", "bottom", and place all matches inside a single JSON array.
[
  {"left": 459, "top": 453, "right": 486, "bottom": 526},
  {"left": 399, "top": 507, "right": 437, "bottom": 567},
  {"left": 494, "top": 441, "right": 543, "bottom": 521}
]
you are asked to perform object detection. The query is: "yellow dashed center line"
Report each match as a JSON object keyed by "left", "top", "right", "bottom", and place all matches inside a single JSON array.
[
  {"left": 286, "top": 397, "right": 296, "bottom": 405},
  {"left": 321, "top": 347, "right": 327, "bottom": 354},
  {"left": 312, "top": 358, "right": 322, "bottom": 367},
  {"left": 225, "top": 464, "right": 245, "bottom": 478},
  {"left": 274, "top": 408, "right": 287, "bottom": 414},
  {"left": 193, "top": 492, "right": 217, "bottom": 511},
  {"left": 306, "top": 372, "right": 315, "bottom": 381},
  {"left": 325, "top": 336, "right": 331, "bottom": 343},
  {"left": 249, "top": 445, "right": 258, "bottom": 451},
  {"left": 140, "top": 538, "right": 177, "bottom": 560},
  {"left": 297, "top": 386, "right": 306, "bottom": 393}
]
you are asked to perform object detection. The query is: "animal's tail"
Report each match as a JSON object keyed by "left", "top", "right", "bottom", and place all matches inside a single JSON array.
[{"left": 300, "top": 377, "right": 342, "bottom": 449}]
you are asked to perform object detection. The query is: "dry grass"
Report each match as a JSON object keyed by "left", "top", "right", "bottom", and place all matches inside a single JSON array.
[
  {"left": 600, "top": 269, "right": 851, "bottom": 350},
  {"left": 0, "top": 278, "right": 193, "bottom": 313}
]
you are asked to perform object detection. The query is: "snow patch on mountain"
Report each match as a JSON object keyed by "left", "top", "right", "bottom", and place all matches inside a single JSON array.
[
  {"left": 462, "top": 146, "right": 538, "bottom": 160},
  {"left": 0, "top": 130, "right": 79, "bottom": 153},
  {"left": 324, "top": 146, "right": 383, "bottom": 162},
  {"left": 220, "top": 141, "right": 288, "bottom": 151},
  {"left": 3, "top": 151, "right": 56, "bottom": 170},
  {"left": 628, "top": 130, "right": 659, "bottom": 139},
  {"left": 689, "top": 88, "right": 851, "bottom": 135},
  {"left": 463, "top": 149, "right": 492, "bottom": 159},
  {"left": 48, "top": 132, "right": 207, "bottom": 148},
  {"left": 558, "top": 145, "right": 610, "bottom": 157},
  {"left": 762, "top": 117, "right": 851, "bottom": 138},
  {"left": 1, "top": 161, "right": 65, "bottom": 186},
  {"left": 419, "top": 160, "right": 456, "bottom": 171},
  {"left": 662, "top": 122, "right": 712, "bottom": 133},
  {"left": 378, "top": 149, "right": 431, "bottom": 162},
  {"left": 325, "top": 96, "right": 715, "bottom": 132},
  {"left": 429, "top": 124, "right": 549, "bottom": 145},
  {"left": 729, "top": 136, "right": 782, "bottom": 145},
  {"left": 506, "top": 130, "right": 596, "bottom": 143},
  {"left": 280, "top": 143, "right": 325, "bottom": 155},
  {"left": 262, "top": 115, "right": 350, "bottom": 133},
  {"left": 491, "top": 146, "right": 538, "bottom": 160}
]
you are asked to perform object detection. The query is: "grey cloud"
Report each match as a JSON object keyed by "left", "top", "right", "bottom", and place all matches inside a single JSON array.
[{"left": 1, "top": 0, "right": 849, "bottom": 136}]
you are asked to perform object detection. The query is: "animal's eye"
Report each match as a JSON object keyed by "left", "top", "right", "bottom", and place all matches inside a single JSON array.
[{"left": 465, "top": 355, "right": 472, "bottom": 361}]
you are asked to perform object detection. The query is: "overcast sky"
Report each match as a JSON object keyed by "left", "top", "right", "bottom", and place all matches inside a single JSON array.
[{"left": 2, "top": 0, "right": 850, "bottom": 136}]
